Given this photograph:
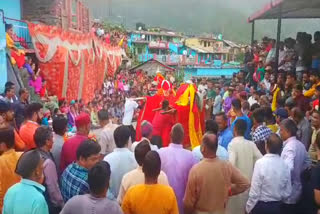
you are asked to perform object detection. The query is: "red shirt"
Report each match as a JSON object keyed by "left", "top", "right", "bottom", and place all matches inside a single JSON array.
[
  {"left": 152, "top": 111, "right": 174, "bottom": 136},
  {"left": 19, "top": 121, "right": 40, "bottom": 150},
  {"left": 313, "top": 99, "right": 319, "bottom": 110},
  {"left": 60, "top": 133, "right": 88, "bottom": 172}
]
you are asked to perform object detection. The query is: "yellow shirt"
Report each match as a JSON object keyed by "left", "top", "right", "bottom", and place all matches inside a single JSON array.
[
  {"left": 122, "top": 184, "right": 179, "bottom": 214},
  {"left": 0, "top": 149, "right": 22, "bottom": 212},
  {"left": 267, "top": 124, "right": 279, "bottom": 133},
  {"left": 304, "top": 82, "right": 320, "bottom": 98}
]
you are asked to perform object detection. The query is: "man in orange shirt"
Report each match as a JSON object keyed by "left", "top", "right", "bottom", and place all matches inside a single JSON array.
[
  {"left": 0, "top": 128, "right": 22, "bottom": 212},
  {"left": 19, "top": 103, "right": 43, "bottom": 150},
  {"left": 122, "top": 151, "right": 179, "bottom": 214},
  {"left": 0, "top": 100, "right": 25, "bottom": 151}
]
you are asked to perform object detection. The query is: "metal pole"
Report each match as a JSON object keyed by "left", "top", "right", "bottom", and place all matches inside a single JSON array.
[
  {"left": 275, "top": 4, "right": 282, "bottom": 75},
  {"left": 251, "top": 20, "right": 255, "bottom": 47}
]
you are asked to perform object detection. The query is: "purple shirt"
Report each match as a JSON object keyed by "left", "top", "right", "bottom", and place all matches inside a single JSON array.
[
  {"left": 158, "top": 143, "right": 197, "bottom": 214},
  {"left": 281, "top": 136, "right": 310, "bottom": 204}
]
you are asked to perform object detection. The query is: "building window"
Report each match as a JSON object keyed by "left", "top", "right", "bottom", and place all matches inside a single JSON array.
[
  {"left": 71, "top": 0, "right": 78, "bottom": 29},
  {"left": 204, "top": 41, "right": 207, "bottom": 47}
]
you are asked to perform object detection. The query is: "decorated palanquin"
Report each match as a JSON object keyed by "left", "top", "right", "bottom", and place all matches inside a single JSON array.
[
  {"left": 136, "top": 80, "right": 204, "bottom": 149},
  {"left": 28, "top": 23, "right": 123, "bottom": 103}
]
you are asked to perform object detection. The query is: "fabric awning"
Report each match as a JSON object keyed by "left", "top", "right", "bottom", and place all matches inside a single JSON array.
[{"left": 248, "top": 0, "right": 320, "bottom": 22}]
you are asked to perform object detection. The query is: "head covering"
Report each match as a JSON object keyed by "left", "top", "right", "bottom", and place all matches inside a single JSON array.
[
  {"left": 70, "top": 100, "right": 76, "bottom": 105},
  {"left": 141, "top": 120, "right": 153, "bottom": 137},
  {"left": 275, "top": 108, "right": 289, "bottom": 120},
  {"left": 75, "top": 113, "right": 91, "bottom": 128},
  {"left": 0, "top": 100, "right": 12, "bottom": 113}
]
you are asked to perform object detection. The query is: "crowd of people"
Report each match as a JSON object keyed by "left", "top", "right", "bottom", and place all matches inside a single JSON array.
[{"left": 1, "top": 31, "right": 320, "bottom": 214}]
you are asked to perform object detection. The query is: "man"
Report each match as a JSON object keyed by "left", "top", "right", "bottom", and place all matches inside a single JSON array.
[
  {"left": 275, "top": 108, "right": 289, "bottom": 125},
  {"left": 158, "top": 124, "right": 197, "bottom": 214},
  {"left": 227, "top": 119, "right": 262, "bottom": 214},
  {"left": 60, "top": 112, "right": 90, "bottom": 172},
  {"left": 0, "top": 100, "right": 25, "bottom": 151},
  {"left": 0, "top": 82, "right": 18, "bottom": 103},
  {"left": 192, "top": 119, "right": 228, "bottom": 161},
  {"left": 1, "top": 86, "right": 15, "bottom": 103},
  {"left": 292, "top": 84, "right": 310, "bottom": 113},
  {"left": 122, "top": 92, "right": 145, "bottom": 142},
  {"left": 61, "top": 140, "right": 101, "bottom": 202},
  {"left": 251, "top": 108, "right": 272, "bottom": 155},
  {"left": 246, "top": 134, "right": 292, "bottom": 214},
  {"left": 309, "top": 110, "right": 320, "bottom": 163},
  {"left": 248, "top": 90, "right": 259, "bottom": 107},
  {"left": 51, "top": 114, "right": 68, "bottom": 173},
  {"left": 34, "top": 126, "right": 64, "bottom": 213},
  {"left": 118, "top": 140, "right": 168, "bottom": 204},
  {"left": 14, "top": 88, "right": 29, "bottom": 129},
  {"left": 279, "top": 119, "right": 310, "bottom": 212},
  {"left": 60, "top": 161, "right": 123, "bottom": 214},
  {"left": 305, "top": 70, "right": 320, "bottom": 98},
  {"left": 215, "top": 112, "right": 233, "bottom": 150},
  {"left": 103, "top": 125, "right": 138, "bottom": 200},
  {"left": 93, "top": 109, "right": 118, "bottom": 156},
  {"left": 231, "top": 99, "right": 252, "bottom": 140},
  {"left": 265, "top": 39, "right": 276, "bottom": 65},
  {"left": 131, "top": 120, "right": 158, "bottom": 152},
  {"left": 260, "top": 71, "right": 271, "bottom": 92},
  {"left": 198, "top": 78, "right": 208, "bottom": 97},
  {"left": 122, "top": 151, "right": 179, "bottom": 214},
  {"left": 183, "top": 133, "right": 250, "bottom": 214},
  {"left": 212, "top": 87, "right": 222, "bottom": 115},
  {"left": 292, "top": 107, "right": 312, "bottom": 150},
  {"left": 2, "top": 150, "right": 49, "bottom": 214},
  {"left": 19, "top": 102, "right": 43, "bottom": 150},
  {"left": 302, "top": 72, "right": 312, "bottom": 93},
  {"left": 0, "top": 128, "right": 21, "bottom": 212}
]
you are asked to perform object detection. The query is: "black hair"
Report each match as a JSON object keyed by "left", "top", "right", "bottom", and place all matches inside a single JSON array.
[
  {"left": 52, "top": 114, "right": 68, "bottom": 135},
  {"left": 252, "top": 108, "right": 265, "bottom": 124},
  {"left": 88, "top": 161, "right": 111, "bottom": 195},
  {"left": 113, "top": 125, "right": 131, "bottom": 148},
  {"left": 5, "top": 24, "right": 13, "bottom": 32},
  {"left": 234, "top": 119, "right": 247, "bottom": 136},
  {"left": 0, "top": 127, "right": 15, "bottom": 148},
  {"left": 97, "top": 109, "right": 109, "bottom": 121},
  {"left": 142, "top": 151, "right": 161, "bottom": 178},
  {"left": 4, "top": 86, "right": 14, "bottom": 95},
  {"left": 19, "top": 88, "right": 28, "bottom": 96},
  {"left": 250, "top": 103, "right": 260, "bottom": 112},
  {"left": 266, "top": 134, "right": 283, "bottom": 155},
  {"left": 5, "top": 81, "right": 14, "bottom": 88},
  {"left": 280, "top": 119, "right": 298, "bottom": 137},
  {"left": 15, "top": 150, "right": 41, "bottom": 179},
  {"left": 205, "top": 119, "right": 219, "bottom": 134},
  {"left": 162, "top": 100, "right": 169, "bottom": 109},
  {"left": 215, "top": 112, "right": 228, "bottom": 121},
  {"left": 292, "top": 107, "right": 304, "bottom": 121},
  {"left": 202, "top": 133, "right": 218, "bottom": 152},
  {"left": 277, "top": 98, "right": 286, "bottom": 108},
  {"left": 263, "top": 107, "right": 274, "bottom": 122},
  {"left": 25, "top": 103, "right": 43, "bottom": 119},
  {"left": 171, "top": 124, "right": 184, "bottom": 144},
  {"left": 294, "top": 84, "right": 303, "bottom": 92},
  {"left": 76, "top": 140, "right": 101, "bottom": 160},
  {"left": 134, "top": 140, "right": 151, "bottom": 166},
  {"left": 231, "top": 99, "right": 242, "bottom": 110},
  {"left": 34, "top": 126, "right": 53, "bottom": 148},
  {"left": 287, "top": 73, "right": 296, "bottom": 80}
]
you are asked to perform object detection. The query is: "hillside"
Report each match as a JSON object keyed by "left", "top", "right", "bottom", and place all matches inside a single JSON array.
[{"left": 84, "top": 0, "right": 320, "bottom": 43}]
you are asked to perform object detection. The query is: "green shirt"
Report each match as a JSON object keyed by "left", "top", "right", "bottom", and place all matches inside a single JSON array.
[
  {"left": 257, "top": 67, "right": 266, "bottom": 82},
  {"left": 3, "top": 179, "right": 49, "bottom": 214},
  {"left": 207, "top": 89, "right": 216, "bottom": 100}
]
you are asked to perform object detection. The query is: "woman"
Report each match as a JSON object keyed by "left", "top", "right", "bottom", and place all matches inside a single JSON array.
[{"left": 6, "top": 24, "right": 25, "bottom": 68}]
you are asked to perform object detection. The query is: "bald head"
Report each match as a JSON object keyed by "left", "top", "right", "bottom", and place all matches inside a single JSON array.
[
  {"left": 171, "top": 123, "right": 184, "bottom": 144},
  {"left": 202, "top": 133, "right": 218, "bottom": 153}
]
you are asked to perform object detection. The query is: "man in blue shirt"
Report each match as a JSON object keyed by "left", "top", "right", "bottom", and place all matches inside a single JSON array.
[
  {"left": 215, "top": 112, "right": 233, "bottom": 150},
  {"left": 61, "top": 139, "right": 101, "bottom": 202},
  {"left": 3, "top": 150, "right": 49, "bottom": 214},
  {"left": 231, "top": 99, "right": 252, "bottom": 140},
  {"left": 103, "top": 125, "right": 137, "bottom": 200}
]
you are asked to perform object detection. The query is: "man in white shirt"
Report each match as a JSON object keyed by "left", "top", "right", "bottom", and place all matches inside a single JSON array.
[
  {"left": 227, "top": 119, "right": 262, "bottom": 214},
  {"left": 198, "top": 78, "right": 208, "bottom": 97},
  {"left": 122, "top": 94, "right": 146, "bottom": 142},
  {"left": 260, "top": 71, "right": 271, "bottom": 92},
  {"left": 212, "top": 88, "right": 222, "bottom": 115},
  {"left": 246, "top": 134, "right": 292, "bottom": 214},
  {"left": 248, "top": 91, "right": 259, "bottom": 107},
  {"left": 131, "top": 120, "right": 158, "bottom": 152}
]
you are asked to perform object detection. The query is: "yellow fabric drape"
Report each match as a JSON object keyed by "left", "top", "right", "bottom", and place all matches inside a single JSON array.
[
  {"left": 272, "top": 87, "right": 280, "bottom": 112},
  {"left": 176, "top": 84, "right": 201, "bottom": 149},
  {"left": 6, "top": 33, "right": 14, "bottom": 49}
]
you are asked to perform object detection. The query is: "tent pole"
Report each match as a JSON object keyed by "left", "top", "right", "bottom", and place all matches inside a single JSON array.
[
  {"left": 251, "top": 20, "right": 255, "bottom": 47},
  {"left": 275, "top": 4, "right": 282, "bottom": 75}
]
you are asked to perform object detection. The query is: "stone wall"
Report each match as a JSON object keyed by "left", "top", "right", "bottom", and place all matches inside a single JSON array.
[{"left": 22, "top": 0, "right": 62, "bottom": 26}]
